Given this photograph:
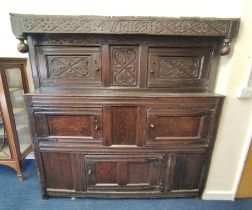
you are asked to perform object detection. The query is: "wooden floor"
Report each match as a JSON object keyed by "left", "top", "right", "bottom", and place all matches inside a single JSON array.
[{"left": 236, "top": 139, "right": 252, "bottom": 198}]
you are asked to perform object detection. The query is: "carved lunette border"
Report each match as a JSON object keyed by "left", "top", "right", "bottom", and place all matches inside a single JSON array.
[{"left": 10, "top": 13, "right": 240, "bottom": 40}]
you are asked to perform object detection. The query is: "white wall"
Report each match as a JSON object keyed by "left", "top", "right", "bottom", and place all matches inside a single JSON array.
[
  {"left": 1, "top": 0, "right": 251, "bottom": 200},
  {"left": 203, "top": 0, "right": 252, "bottom": 200}
]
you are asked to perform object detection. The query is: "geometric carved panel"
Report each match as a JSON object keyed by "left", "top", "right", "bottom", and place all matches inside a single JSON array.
[
  {"left": 110, "top": 46, "right": 139, "bottom": 86},
  {"left": 158, "top": 57, "right": 201, "bottom": 79},
  {"left": 147, "top": 47, "right": 212, "bottom": 89},
  {"left": 47, "top": 56, "right": 92, "bottom": 79},
  {"left": 36, "top": 46, "right": 102, "bottom": 87},
  {"left": 11, "top": 14, "right": 239, "bottom": 40}
]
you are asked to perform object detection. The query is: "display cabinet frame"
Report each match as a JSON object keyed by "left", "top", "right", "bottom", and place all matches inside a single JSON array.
[{"left": 0, "top": 57, "right": 32, "bottom": 181}]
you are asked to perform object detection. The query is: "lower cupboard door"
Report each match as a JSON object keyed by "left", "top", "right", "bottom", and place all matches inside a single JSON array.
[
  {"left": 85, "top": 154, "right": 164, "bottom": 192},
  {"left": 169, "top": 153, "right": 207, "bottom": 194},
  {"left": 41, "top": 152, "right": 85, "bottom": 192}
]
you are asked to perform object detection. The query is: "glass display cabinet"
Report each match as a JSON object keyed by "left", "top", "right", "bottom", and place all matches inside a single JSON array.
[{"left": 0, "top": 58, "right": 32, "bottom": 181}]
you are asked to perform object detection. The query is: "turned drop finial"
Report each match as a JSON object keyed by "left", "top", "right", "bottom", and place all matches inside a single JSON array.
[
  {"left": 220, "top": 39, "right": 231, "bottom": 56},
  {"left": 17, "top": 39, "right": 29, "bottom": 53}
]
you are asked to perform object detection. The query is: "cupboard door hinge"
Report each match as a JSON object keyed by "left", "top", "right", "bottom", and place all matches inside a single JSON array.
[
  {"left": 157, "top": 183, "right": 164, "bottom": 192},
  {"left": 162, "top": 155, "right": 168, "bottom": 168}
]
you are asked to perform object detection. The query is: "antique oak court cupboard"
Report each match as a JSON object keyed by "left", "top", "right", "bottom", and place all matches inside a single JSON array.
[{"left": 10, "top": 14, "right": 239, "bottom": 198}]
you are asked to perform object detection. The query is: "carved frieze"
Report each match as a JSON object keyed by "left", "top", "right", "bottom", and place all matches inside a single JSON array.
[
  {"left": 37, "top": 34, "right": 213, "bottom": 47},
  {"left": 10, "top": 14, "right": 240, "bottom": 40},
  {"left": 110, "top": 47, "right": 139, "bottom": 86}
]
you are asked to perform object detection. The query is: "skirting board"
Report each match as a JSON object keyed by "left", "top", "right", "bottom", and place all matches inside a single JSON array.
[{"left": 202, "top": 191, "right": 235, "bottom": 200}]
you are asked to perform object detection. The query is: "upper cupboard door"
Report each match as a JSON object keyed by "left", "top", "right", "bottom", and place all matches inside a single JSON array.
[
  {"left": 146, "top": 107, "right": 215, "bottom": 146},
  {"left": 36, "top": 46, "right": 102, "bottom": 87},
  {"left": 147, "top": 47, "right": 213, "bottom": 90},
  {"left": 34, "top": 107, "right": 103, "bottom": 143}
]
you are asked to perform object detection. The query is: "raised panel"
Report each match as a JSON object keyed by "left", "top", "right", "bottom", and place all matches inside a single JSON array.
[
  {"left": 110, "top": 46, "right": 139, "bottom": 87},
  {"left": 171, "top": 153, "right": 206, "bottom": 192},
  {"left": 85, "top": 154, "right": 163, "bottom": 192},
  {"left": 111, "top": 106, "right": 138, "bottom": 145},
  {"left": 147, "top": 108, "right": 213, "bottom": 145},
  {"left": 104, "top": 106, "right": 144, "bottom": 146},
  {"left": 36, "top": 46, "right": 102, "bottom": 87},
  {"left": 47, "top": 115, "right": 91, "bottom": 136},
  {"left": 95, "top": 162, "right": 118, "bottom": 183},
  {"left": 34, "top": 107, "right": 103, "bottom": 141},
  {"left": 147, "top": 47, "right": 212, "bottom": 90}
]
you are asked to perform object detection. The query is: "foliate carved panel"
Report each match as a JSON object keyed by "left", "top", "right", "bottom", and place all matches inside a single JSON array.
[
  {"left": 158, "top": 57, "right": 201, "bottom": 79},
  {"left": 47, "top": 56, "right": 92, "bottom": 79},
  {"left": 110, "top": 46, "right": 139, "bottom": 86}
]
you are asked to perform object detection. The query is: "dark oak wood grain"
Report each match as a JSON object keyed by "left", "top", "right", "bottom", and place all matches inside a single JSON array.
[
  {"left": 9, "top": 14, "right": 238, "bottom": 199},
  {"left": 10, "top": 14, "right": 240, "bottom": 40}
]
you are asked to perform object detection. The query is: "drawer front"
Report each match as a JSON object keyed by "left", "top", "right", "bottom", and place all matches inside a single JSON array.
[
  {"left": 34, "top": 107, "right": 102, "bottom": 142},
  {"left": 147, "top": 47, "right": 212, "bottom": 89},
  {"left": 36, "top": 46, "right": 102, "bottom": 87},
  {"left": 146, "top": 107, "right": 214, "bottom": 145},
  {"left": 85, "top": 154, "right": 164, "bottom": 192}
]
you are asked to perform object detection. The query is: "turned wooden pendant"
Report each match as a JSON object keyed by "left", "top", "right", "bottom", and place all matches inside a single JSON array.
[
  {"left": 17, "top": 39, "right": 29, "bottom": 53},
  {"left": 220, "top": 39, "right": 231, "bottom": 56}
]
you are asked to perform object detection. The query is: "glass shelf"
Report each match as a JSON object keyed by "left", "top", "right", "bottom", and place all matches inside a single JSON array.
[{"left": 6, "top": 67, "right": 32, "bottom": 149}]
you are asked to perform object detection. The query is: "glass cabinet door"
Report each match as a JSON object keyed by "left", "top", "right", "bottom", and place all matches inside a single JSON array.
[
  {"left": 0, "top": 108, "right": 11, "bottom": 159},
  {"left": 4, "top": 67, "right": 32, "bottom": 157}
]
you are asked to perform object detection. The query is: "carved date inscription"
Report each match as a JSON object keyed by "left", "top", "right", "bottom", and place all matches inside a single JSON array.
[
  {"left": 20, "top": 16, "right": 235, "bottom": 38},
  {"left": 111, "top": 47, "right": 139, "bottom": 86},
  {"left": 47, "top": 56, "right": 91, "bottom": 79}
]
